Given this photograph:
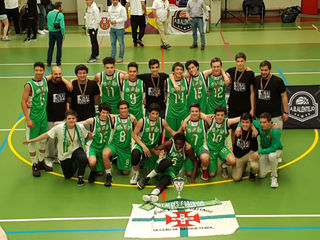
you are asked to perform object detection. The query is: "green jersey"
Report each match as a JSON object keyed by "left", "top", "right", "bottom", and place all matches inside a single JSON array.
[
  {"left": 140, "top": 116, "right": 162, "bottom": 148},
  {"left": 165, "top": 140, "right": 185, "bottom": 176},
  {"left": 27, "top": 77, "right": 48, "bottom": 121},
  {"left": 166, "top": 77, "right": 188, "bottom": 119},
  {"left": 207, "top": 118, "right": 228, "bottom": 151},
  {"left": 90, "top": 116, "right": 113, "bottom": 149},
  {"left": 185, "top": 119, "right": 207, "bottom": 151},
  {"left": 207, "top": 74, "right": 226, "bottom": 113},
  {"left": 122, "top": 79, "right": 144, "bottom": 120},
  {"left": 101, "top": 71, "right": 122, "bottom": 113},
  {"left": 110, "top": 115, "right": 133, "bottom": 150},
  {"left": 187, "top": 73, "right": 207, "bottom": 113}
]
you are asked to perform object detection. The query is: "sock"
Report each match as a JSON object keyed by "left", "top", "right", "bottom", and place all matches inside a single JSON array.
[
  {"left": 147, "top": 170, "right": 157, "bottom": 179},
  {"left": 105, "top": 169, "right": 111, "bottom": 175},
  {"left": 30, "top": 155, "right": 37, "bottom": 164},
  {"left": 39, "top": 151, "right": 45, "bottom": 162},
  {"left": 151, "top": 188, "right": 160, "bottom": 196},
  {"left": 132, "top": 169, "right": 139, "bottom": 176},
  {"left": 222, "top": 163, "right": 227, "bottom": 168}
]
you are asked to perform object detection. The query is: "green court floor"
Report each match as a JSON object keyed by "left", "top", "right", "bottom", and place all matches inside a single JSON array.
[{"left": 0, "top": 21, "right": 320, "bottom": 240}]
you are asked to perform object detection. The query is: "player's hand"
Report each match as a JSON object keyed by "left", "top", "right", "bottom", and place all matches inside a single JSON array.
[
  {"left": 185, "top": 142, "right": 192, "bottom": 151},
  {"left": 249, "top": 109, "right": 254, "bottom": 117},
  {"left": 174, "top": 84, "right": 181, "bottom": 92},
  {"left": 190, "top": 177, "right": 196, "bottom": 184},
  {"left": 151, "top": 149, "right": 161, "bottom": 156},
  {"left": 23, "top": 140, "right": 31, "bottom": 144},
  {"left": 282, "top": 113, "right": 289, "bottom": 122},
  {"left": 272, "top": 123, "right": 280, "bottom": 129},
  {"left": 143, "top": 145, "right": 151, "bottom": 157},
  {"left": 27, "top": 118, "right": 34, "bottom": 128},
  {"left": 87, "top": 132, "right": 93, "bottom": 140},
  {"left": 129, "top": 114, "right": 136, "bottom": 124},
  {"left": 251, "top": 151, "right": 259, "bottom": 160},
  {"left": 66, "top": 81, "right": 73, "bottom": 92},
  {"left": 234, "top": 126, "right": 242, "bottom": 137},
  {"left": 181, "top": 121, "right": 187, "bottom": 131},
  {"left": 27, "top": 101, "right": 32, "bottom": 108}
]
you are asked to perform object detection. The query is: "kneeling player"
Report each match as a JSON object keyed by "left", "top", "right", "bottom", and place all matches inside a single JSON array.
[{"left": 137, "top": 133, "right": 197, "bottom": 202}]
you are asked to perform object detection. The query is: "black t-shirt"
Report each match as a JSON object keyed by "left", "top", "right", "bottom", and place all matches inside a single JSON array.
[
  {"left": 69, "top": 80, "right": 100, "bottom": 121},
  {"left": 232, "top": 129, "right": 258, "bottom": 158},
  {"left": 46, "top": 80, "right": 68, "bottom": 122},
  {"left": 254, "top": 74, "right": 286, "bottom": 117},
  {"left": 226, "top": 67, "right": 255, "bottom": 117},
  {"left": 137, "top": 73, "right": 168, "bottom": 112}
]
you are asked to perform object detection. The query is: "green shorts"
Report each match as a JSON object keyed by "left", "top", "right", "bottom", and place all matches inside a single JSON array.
[
  {"left": 184, "top": 145, "right": 208, "bottom": 172},
  {"left": 156, "top": 159, "right": 178, "bottom": 179},
  {"left": 133, "top": 144, "right": 159, "bottom": 170},
  {"left": 88, "top": 145, "right": 104, "bottom": 172},
  {"left": 26, "top": 117, "right": 47, "bottom": 140},
  {"left": 208, "top": 146, "right": 232, "bottom": 173},
  {"left": 165, "top": 117, "right": 183, "bottom": 138},
  {"left": 106, "top": 143, "right": 131, "bottom": 171}
]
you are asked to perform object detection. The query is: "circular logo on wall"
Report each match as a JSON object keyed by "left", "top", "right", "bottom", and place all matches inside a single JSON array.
[
  {"left": 289, "top": 91, "right": 318, "bottom": 122},
  {"left": 100, "top": 17, "right": 110, "bottom": 30}
]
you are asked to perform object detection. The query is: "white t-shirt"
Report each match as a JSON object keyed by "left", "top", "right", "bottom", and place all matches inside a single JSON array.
[
  {"left": 5, "top": 0, "right": 19, "bottom": 9},
  {"left": 127, "top": 0, "right": 144, "bottom": 16},
  {"left": 152, "top": 0, "right": 170, "bottom": 22},
  {"left": 47, "top": 123, "right": 88, "bottom": 161}
]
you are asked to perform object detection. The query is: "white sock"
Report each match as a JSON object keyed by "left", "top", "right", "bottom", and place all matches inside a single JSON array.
[
  {"left": 105, "top": 169, "right": 111, "bottom": 175},
  {"left": 132, "top": 169, "right": 139, "bottom": 175},
  {"left": 39, "top": 151, "right": 45, "bottom": 162},
  {"left": 151, "top": 188, "right": 160, "bottom": 196},
  {"left": 147, "top": 170, "right": 157, "bottom": 179},
  {"left": 30, "top": 155, "right": 37, "bottom": 164}
]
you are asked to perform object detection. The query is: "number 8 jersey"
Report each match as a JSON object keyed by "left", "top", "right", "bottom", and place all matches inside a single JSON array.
[{"left": 110, "top": 116, "right": 133, "bottom": 149}]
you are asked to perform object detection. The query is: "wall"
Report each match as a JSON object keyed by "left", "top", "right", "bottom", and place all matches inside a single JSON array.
[{"left": 222, "top": 0, "right": 301, "bottom": 11}]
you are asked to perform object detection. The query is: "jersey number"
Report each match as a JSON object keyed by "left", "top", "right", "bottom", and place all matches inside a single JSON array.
[{"left": 119, "top": 131, "right": 126, "bottom": 142}]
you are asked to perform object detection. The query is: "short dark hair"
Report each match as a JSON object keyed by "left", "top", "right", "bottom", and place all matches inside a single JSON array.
[
  {"left": 214, "top": 105, "right": 227, "bottom": 115},
  {"left": 103, "top": 57, "right": 115, "bottom": 66},
  {"left": 235, "top": 52, "right": 246, "bottom": 61},
  {"left": 189, "top": 102, "right": 201, "bottom": 111},
  {"left": 98, "top": 103, "right": 111, "bottom": 113},
  {"left": 259, "top": 112, "right": 272, "bottom": 121},
  {"left": 128, "top": 62, "right": 138, "bottom": 71},
  {"left": 148, "top": 103, "right": 161, "bottom": 113},
  {"left": 210, "top": 57, "right": 222, "bottom": 67},
  {"left": 240, "top": 112, "right": 253, "bottom": 123},
  {"left": 259, "top": 60, "right": 272, "bottom": 70},
  {"left": 65, "top": 109, "right": 78, "bottom": 119},
  {"left": 34, "top": 62, "right": 45, "bottom": 70},
  {"left": 54, "top": 1, "right": 62, "bottom": 9},
  {"left": 174, "top": 133, "right": 186, "bottom": 143},
  {"left": 148, "top": 59, "right": 159, "bottom": 68},
  {"left": 185, "top": 60, "right": 199, "bottom": 70},
  {"left": 75, "top": 64, "right": 88, "bottom": 75},
  {"left": 172, "top": 62, "right": 184, "bottom": 72},
  {"left": 117, "top": 100, "right": 129, "bottom": 109}
]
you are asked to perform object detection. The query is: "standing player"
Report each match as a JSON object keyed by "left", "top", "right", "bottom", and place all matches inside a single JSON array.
[
  {"left": 21, "top": 62, "right": 52, "bottom": 177},
  {"left": 102, "top": 100, "right": 137, "bottom": 187},
  {"left": 137, "top": 133, "right": 197, "bottom": 202},
  {"left": 79, "top": 103, "right": 113, "bottom": 183},
  {"left": 165, "top": 62, "right": 188, "bottom": 139},
  {"left": 131, "top": 103, "right": 176, "bottom": 184},
  {"left": 94, "top": 57, "right": 126, "bottom": 114},
  {"left": 206, "top": 58, "right": 230, "bottom": 114},
  {"left": 122, "top": 62, "right": 144, "bottom": 120}
]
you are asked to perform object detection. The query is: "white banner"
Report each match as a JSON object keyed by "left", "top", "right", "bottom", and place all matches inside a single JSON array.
[{"left": 125, "top": 200, "right": 239, "bottom": 238}]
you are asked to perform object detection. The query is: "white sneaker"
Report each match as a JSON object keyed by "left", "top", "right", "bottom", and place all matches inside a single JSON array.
[
  {"left": 143, "top": 194, "right": 159, "bottom": 202},
  {"left": 43, "top": 29, "right": 49, "bottom": 33},
  {"left": 270, "top": 177, "right": 279, "bottom": 188},
  {"left": 95, "top": 55, "right": 100, "bottom": 60},
  {"left": 44, "top": 158, "right": 53, "bottom": 168},
  {"left": 38, "top": 30, "right": 45, "bottom": 35},
  {"left": 130, "top": 173, "right": 139, "bottom": 185}
]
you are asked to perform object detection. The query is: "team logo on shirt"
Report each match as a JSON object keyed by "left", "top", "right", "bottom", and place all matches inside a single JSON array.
[
  {"left": 100, "top": 17, "right": 110, "bottom": 30},
  {"left": 289, "top": 91, "right": 318, "bottom": 122},
  {"left": 171, "top": 10, "right": 191, "bottom": 33}
]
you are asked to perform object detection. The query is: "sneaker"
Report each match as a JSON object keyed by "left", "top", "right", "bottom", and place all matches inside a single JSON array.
[
  {"left": 137, "top": 177, "right": 150, "bottom": 190},
  {"left": 24, "top": 38, "right": 31, "bottom": 42},
  {"left": 116, "top": 58, "right": 123, "bottom": 63},
  {"left": 249, "top": 172, "right": 256, "bottom": 181},
  {"left": 221, "top": 164, "right": 229, "bottom": 179},
  {"left": 38, "top": 30, "right": 45, "bottom": 35},
  {"left": 56, "top": 63, "right": 61, "bottom": 66},
  {"left": 189, "top": 44, "right": 198, "bottom": 48},
  {"left": 137, "top": 39, "right": 144, "bottom": 47},
  {"left": 160, "top": 44, "right": 165, "bottom": 49},
  {"left": 43, "top": 29, "right": 49, "bottom": 33},
  {"left": 134, "top": 42, "right": 138, "bottom": 47},
  {"left": 201, "top": 169, "right": 209, "bottom": 181},
  {"left": 53, "top": 158, "right": 60, "bottom": 164},
  {"left": 2, "top": 36, "right": 10, "bottom": 41},
  {"left": 270, "top": 176, "right": 279, "bottom": 188},
  {"left": 163, "top": 44, "right": 171, "bottom": 49},
  {"left": 143, "top": 194, "right": 159, "bottom": 202},
  {"left": 87, "top": 58, "right": 96, "bottom": 63},
  {"left": 31, "top": 36, "right": 37, "bottom": 40},
  {"left": 95, "top": 55, "right": 100, "bottom": 60},
  {"left": 130, "top": 172, "right": 139, "bottom": 185},
  {"left": 201, "top": 45, "right": 205, "bottom": 50},
  {"left": 77, "top": 176, "right": 85, "bottom": 186},
  {"left": 38, "top": 160, "right": 53, "bottom": 171},
  {"left": 104, "top": 173, "right": 112, "bottom": 187},
  {"left": 88, "top": 171, "right": 96, "bottom": 183},
  {"left": 32, "top": 164, "right": 41, "bottom": 177},
  {"left": 44, "top": 158, "right": 53, "bottom": 168}
]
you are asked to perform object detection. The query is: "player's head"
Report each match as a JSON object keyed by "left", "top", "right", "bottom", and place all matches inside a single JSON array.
[
  {"left": 189, "top": 103, "right": 201, "bottom": 120},
  {"left": 53, "top": 1, "right": 62, "bottom": 10},
  {"left": 185, "top": 60, "right": 199, "bottom": 76},
  {"left": 210, "top": 57, "right": 222, "bottom": 75},
  {"left": 259, "top": 112, "right": 272, "bottom": 130},
  {"left": 117, "top": 100, "right": 129, "bottom": 116},
  {"left": 240, "top": 112, "right": 253, "bottom": 131},
  {"left": 98, "top": 103, "right": 111, "bottom": 120},
  {"left": 259, "top": 60, "right": 272, "bottom": 78},
  {"left": 128, "top": 62, "right": 138, "bottom": 80},
  {"left": 172, "top": 62, "right": 184, "bottom": 79},
  {"left": 214, "top": 105, "right": 227, "bottom": 123},
  {"left": 86, "top": 0, "right": 93, "bottom": 7},
  {"left": 33, "top": 62, "right": 45, "bottom": 79},
  {"left": 51, "top": 66, "right": 62, "bottom": 82},
  {"left": 112, "top": 0, "right": 119, "bottom": 6},
  {"left": 65, "top": 109, "right": 78, "bottom": 127},
  {"left": 173, "top": 133, "right": 186, "bottom": 150},
  {"left": 235, "top": 52, "right": 247, "bottom": 70},
  {"left": 148, "top": 103, "right": 160, "bottom": 120},
  {"left": 75, "top": 64, "right": 88, "bottom": 81},
  {"left": 148, "top": 59, "right": 159, "bottom": 68},
  {"left": 103, "top": 57, "right": 116, "bottom": 75}
]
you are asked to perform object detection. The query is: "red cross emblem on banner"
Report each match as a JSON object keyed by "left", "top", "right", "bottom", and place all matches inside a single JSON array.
[
  {"left": 166, "top": 211, "right": 200, "bottom": 227},
  {"left": 100, "top": 17, "right": 110, "bottom": 30}
]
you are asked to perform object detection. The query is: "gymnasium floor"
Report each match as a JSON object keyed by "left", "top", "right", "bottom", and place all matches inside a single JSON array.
[{"left": 0, "top": 18, "right": 320, "bottom": 240}]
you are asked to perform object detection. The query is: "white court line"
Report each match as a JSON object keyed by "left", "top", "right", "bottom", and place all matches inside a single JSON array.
[
  {"left": 0, "top": 129, "right": 24, "bottom": 131},
  {"left": 1, "top": 214, "right": 320, "bottom": 223}
]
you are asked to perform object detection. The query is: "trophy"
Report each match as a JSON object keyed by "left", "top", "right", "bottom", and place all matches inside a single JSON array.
[{"left": 173, "top": 177, "right": 185, "bottom": 199}]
